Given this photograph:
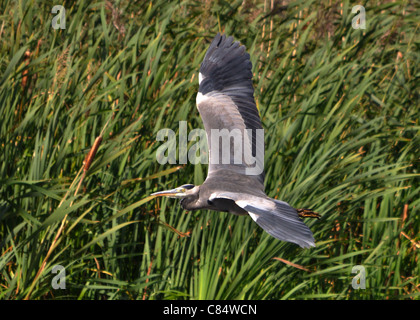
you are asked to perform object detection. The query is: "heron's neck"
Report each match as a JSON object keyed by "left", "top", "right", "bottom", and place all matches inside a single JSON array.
[{"left": 180, "top": 188, "right": 210, "bottom": 211}]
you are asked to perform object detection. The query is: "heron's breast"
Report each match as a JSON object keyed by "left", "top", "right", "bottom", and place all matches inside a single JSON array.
[{"left": 210, "top": 198, "right": 248, "bottom": 216}]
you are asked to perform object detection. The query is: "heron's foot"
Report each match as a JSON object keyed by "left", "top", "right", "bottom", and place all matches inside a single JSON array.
[{"left": 297, "top": 208, "right": 321, "bottom": 220}]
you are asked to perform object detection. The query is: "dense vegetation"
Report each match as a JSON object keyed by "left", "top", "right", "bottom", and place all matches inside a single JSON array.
[{"left": 0, "top": 0, "right": 418, "bottom": 299}]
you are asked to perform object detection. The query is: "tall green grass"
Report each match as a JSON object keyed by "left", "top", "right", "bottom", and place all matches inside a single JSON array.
[{"left": 0, "top": 0, "right": 418, "bottom": 299}]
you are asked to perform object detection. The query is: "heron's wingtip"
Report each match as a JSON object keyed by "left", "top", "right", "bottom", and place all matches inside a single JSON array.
[{"left": 300, "top": 240, "right": 316, "bottom": 249}]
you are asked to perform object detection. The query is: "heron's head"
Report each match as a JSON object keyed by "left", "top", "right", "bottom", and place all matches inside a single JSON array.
[{"left": 151, "top": 184, "right": 197, "bottom": 199}]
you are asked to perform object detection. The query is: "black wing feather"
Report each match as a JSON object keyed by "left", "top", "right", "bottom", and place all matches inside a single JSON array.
[{"left": 198, "top": 34, "right": 264, "bottom": 183}]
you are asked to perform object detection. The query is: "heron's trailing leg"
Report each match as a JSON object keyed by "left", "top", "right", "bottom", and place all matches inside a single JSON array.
[{"left": 297, "top": 208, "right": 321, "bottom": 220}]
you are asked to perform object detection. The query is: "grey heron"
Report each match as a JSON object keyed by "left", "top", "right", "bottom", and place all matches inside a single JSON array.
[{"left": 152, "top": 33, "right": 319, "bottom": 248}]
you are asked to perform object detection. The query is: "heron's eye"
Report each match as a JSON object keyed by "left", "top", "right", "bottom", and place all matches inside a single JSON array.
[{"left": 181, "top": 184, "right": 195, "bottom": 190}]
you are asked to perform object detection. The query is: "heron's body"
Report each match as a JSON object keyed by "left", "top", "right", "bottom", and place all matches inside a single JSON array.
[
  {"left": 152, "top": 34, "right": 319, "bottom": 248},
  {"left": 181, "top": 170, "right": 263, "bottom": 215}
]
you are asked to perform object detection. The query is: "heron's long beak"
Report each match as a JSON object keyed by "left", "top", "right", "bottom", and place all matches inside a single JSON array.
[{"left": 151, "top": 188, "right": 186, "bottom": 198}]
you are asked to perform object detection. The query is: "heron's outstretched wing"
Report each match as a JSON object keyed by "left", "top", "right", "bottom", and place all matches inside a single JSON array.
[
  {"left": 197, "top": 33, "right": 264, "bottom": 185},
  {"left": 209, "top": 192, "right": 316, "bottom": 248}
]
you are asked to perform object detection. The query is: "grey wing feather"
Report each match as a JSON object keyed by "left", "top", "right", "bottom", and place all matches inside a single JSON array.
[
  {"left": 209, "top": 192, "right": 315, "bottom": 248},
  {"left": 197, "top": 34, "right": 264, "bottom": 184},
  {"left": 241, "top": 199, "right": 316, "bottom": 248}
]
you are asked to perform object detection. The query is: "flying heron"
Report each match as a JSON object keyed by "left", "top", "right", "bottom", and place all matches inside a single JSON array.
[{"left": 152, "top": 34, "right": 319, "bottom": 248}]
